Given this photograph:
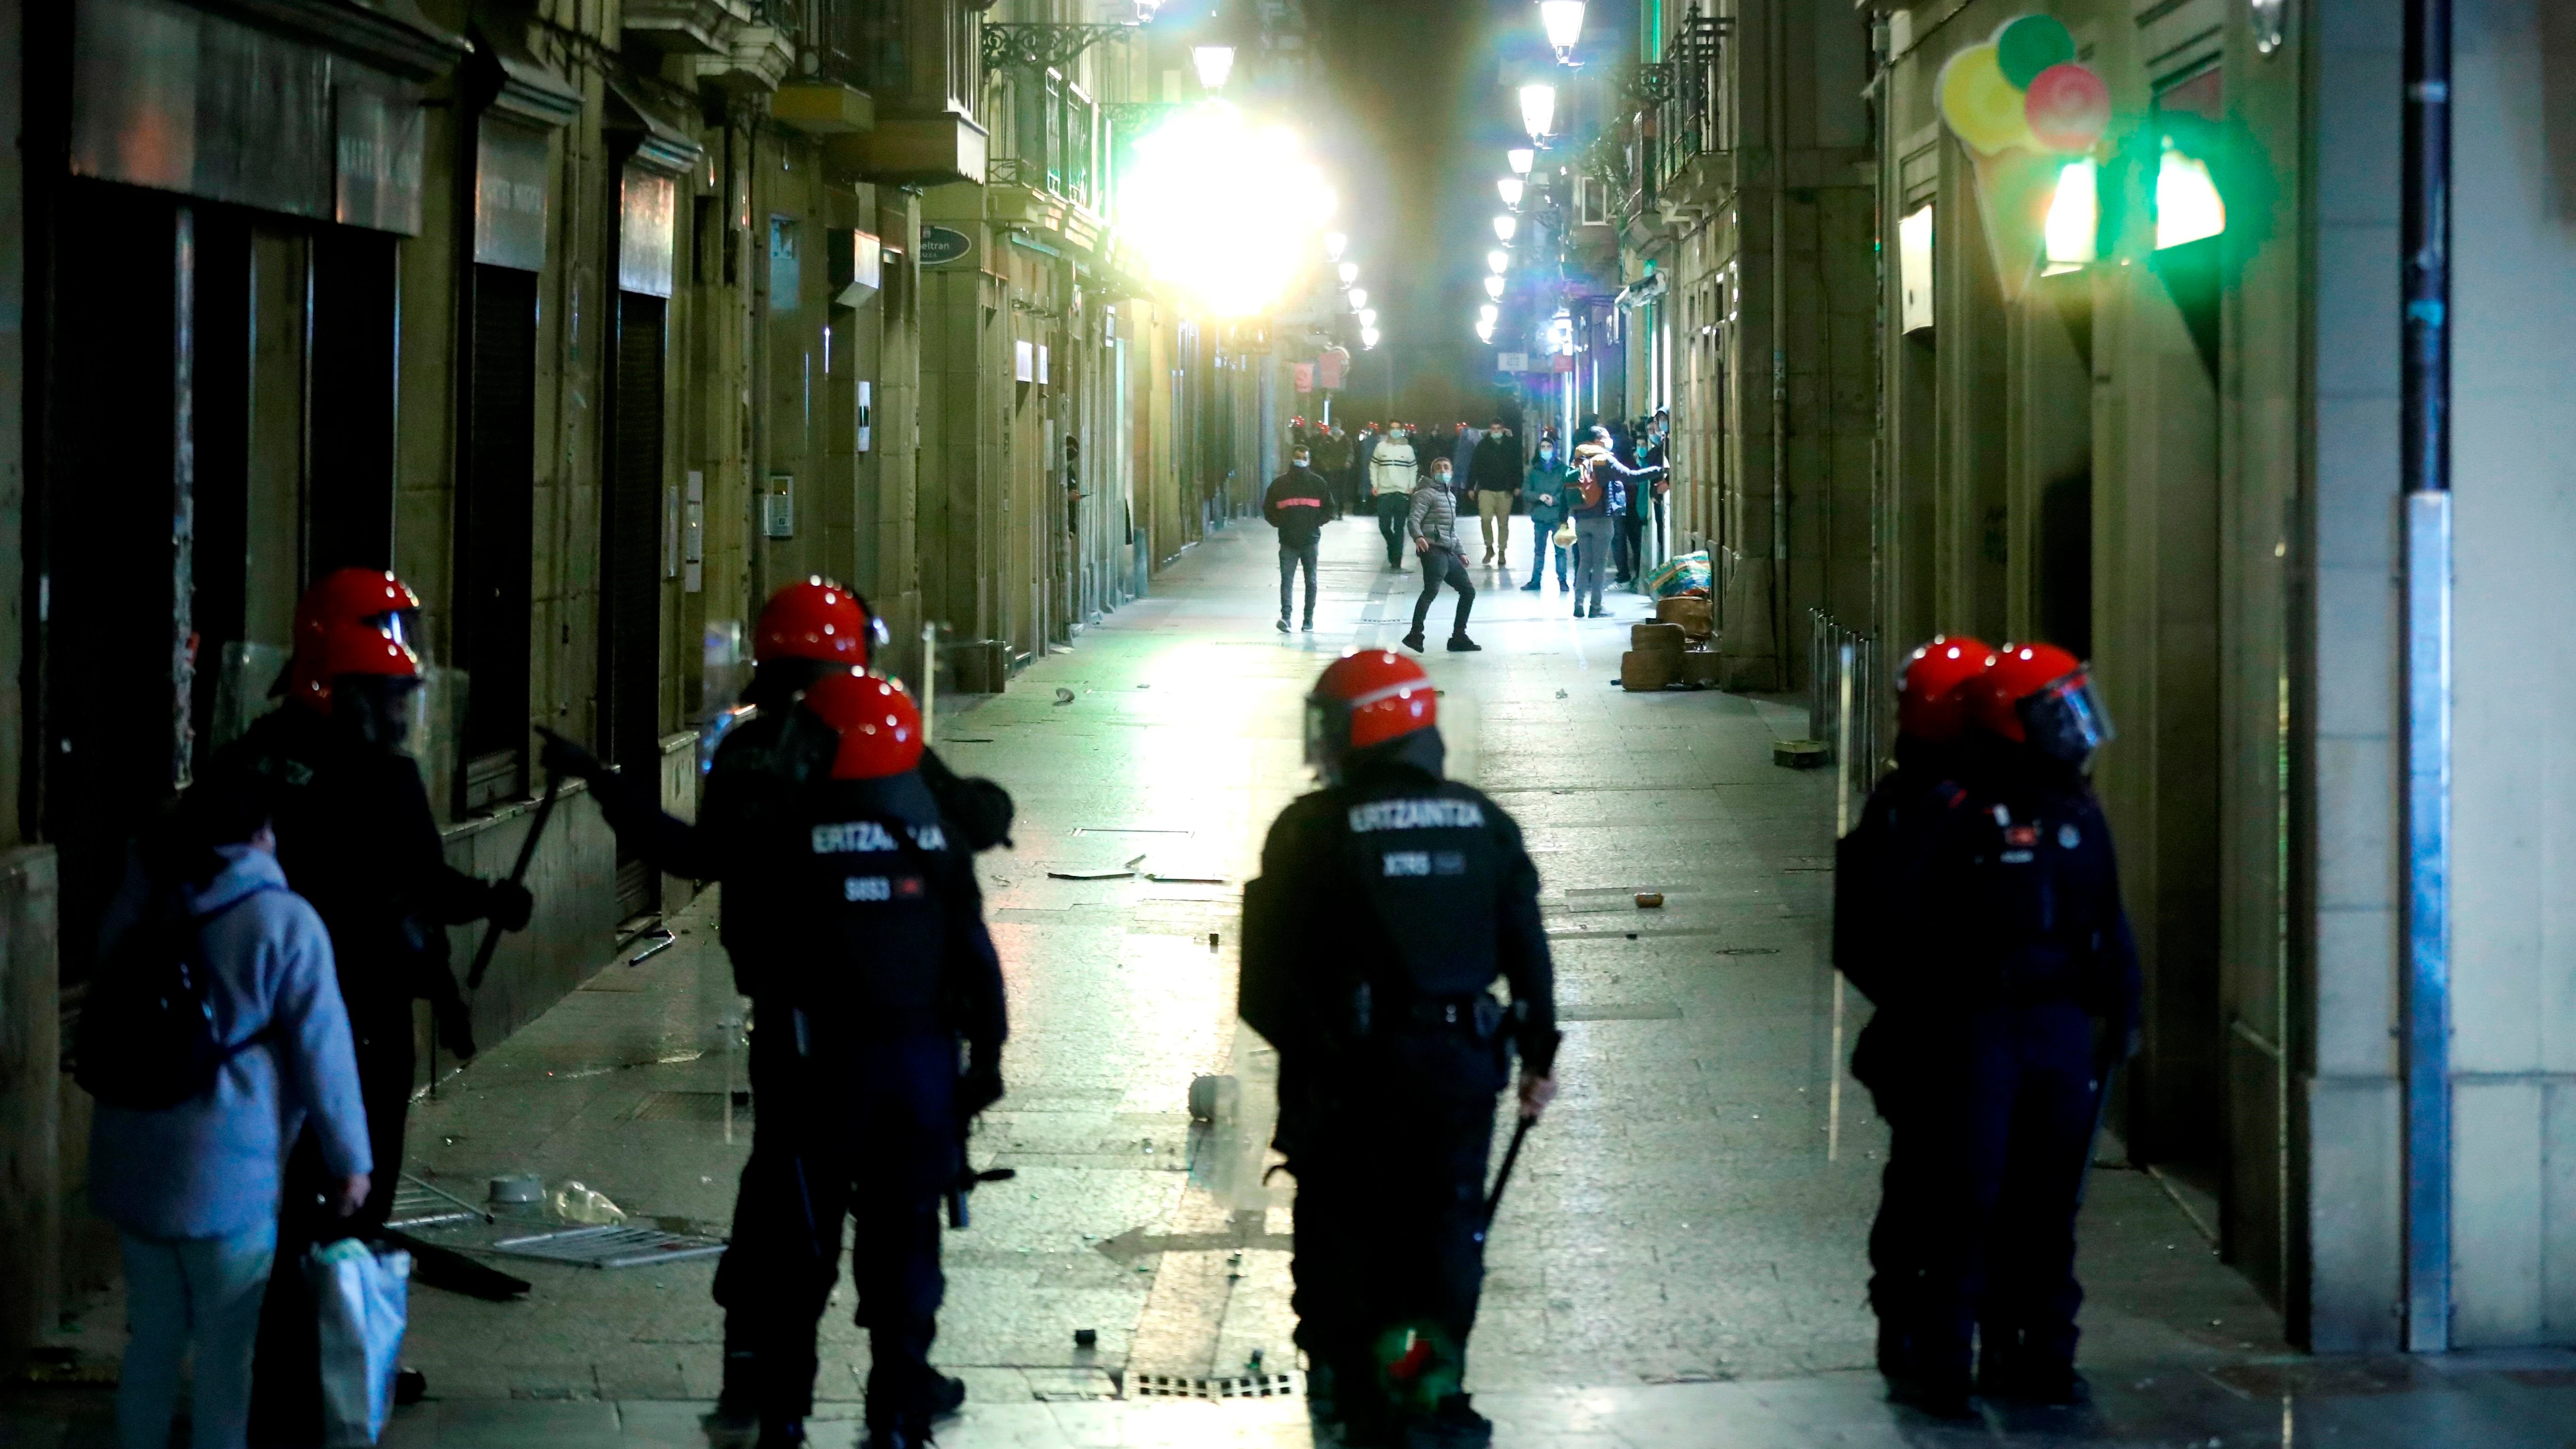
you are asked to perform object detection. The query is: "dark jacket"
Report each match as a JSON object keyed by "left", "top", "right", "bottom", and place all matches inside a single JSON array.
[
  {"left": 1469, "top": 431, "right": 1521, "bottom": 493},
  {"left": 1264, "top": 466, "right": 1336, "bottom": 546},
  {"left": 1522, "top": 453, "right": 1576, "bottom": 529}
]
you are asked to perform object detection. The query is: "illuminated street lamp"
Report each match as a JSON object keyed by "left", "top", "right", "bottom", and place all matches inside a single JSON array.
[
  {"left": 1478, "top": 303, "right": 1499, "bottom": 323},
  {"left": 1475, "top": 319, "right": 1496, "bottom": 343},
  {"left": 1492, "top": 215, "right": 1518, "bottom": 243},
  {"left": 1357, "top": 308, "right": 1378, "bottom": 328},
  {"left": 1483, "top": 274, "right": 1506, "bottom": 300},
  {"left": 1518, "top": 83, "right": 1556, "bottom": 142},
  {"left": 1540, "top": 1, "right": 1586, "bottom": 62},
  {"left": 1348, "top": 287, "right": 1368, "bottom": 310},
  {"left": 1191, "top": 44, "right": 1236, "bottom": 92},
  {"left": 1498, "top": 176, "right": 1525, "bottom": 209},
  {"left": 1486, "top": 250, "right": 1510, "bottom": 274},
  {"left": 1337, "top": 261, "right": 1359, "bottom": 286},
  {"left": 1508, "top": 147, "right": 1535, "bottom": 176},
  {"left": 1323, "top": 231, "right": 1348, "bottom": 262},
  {"left": 1360, "top": 326, "right": 1381, "bottom": 349}
]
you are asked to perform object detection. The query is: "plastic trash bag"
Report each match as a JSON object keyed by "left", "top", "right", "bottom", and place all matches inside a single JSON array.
[
  {"left": 1642, "top": 549, "right": 1714, "bottom": 599},
  {"left": 550, "top": 1180, "right": 628, "bottom": 1225},
  {"left": 309, "top": 1239, "right": 411, "bottom": 1446}
]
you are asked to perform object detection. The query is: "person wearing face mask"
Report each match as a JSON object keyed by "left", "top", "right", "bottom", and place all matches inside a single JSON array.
[
  {"left": 1467, "top": 418, "right": 1520, "bottom": 567},
  {"left": 1368, "top": 425, "right": 1420, "bottom": 571},
  {"left": 224, "top": 569, "right": 535, "bottom": 1434},
  {"left": 1847, "top": 642, "right": 2139, "bottom": 1418},
  {"left": 1265, "top": 444, "right": 1335, "bottom": 633},
  {"left": 1518, "top": 432, "right": 1575, "bottom": 594},
  {"left": 1402, "top": 456, "right": 1480, "bottom": 653}
]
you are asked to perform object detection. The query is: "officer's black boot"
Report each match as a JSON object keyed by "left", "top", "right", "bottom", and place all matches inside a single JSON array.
[
  {"left": 753, "top": 1417, "right": 806, "bottom": 1448},
  {"left": 860, "top": 1416, "right": 931, "bottom": 1449},
  {"left": 1402, "top": 1393, "right": 1493, "bottom": 1448},
  {"left": 700, "top": 1350, "right": 762, "bottom": 1448}
]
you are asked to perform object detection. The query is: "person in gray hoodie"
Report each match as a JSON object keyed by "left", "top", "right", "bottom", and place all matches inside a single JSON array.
[{"left": 89, "top": 772, "right": 371, "bottom": 1449}]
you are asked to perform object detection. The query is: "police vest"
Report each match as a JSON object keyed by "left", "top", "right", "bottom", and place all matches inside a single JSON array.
[
  {"left": 1335, "top": 782, "right": 1505, "bottom": 1005},
  {"left": 1956, "top": 788, "right": 2124, "bottom": 1008}
]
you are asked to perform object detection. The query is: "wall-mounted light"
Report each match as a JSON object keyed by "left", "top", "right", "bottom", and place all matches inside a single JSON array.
[
  {"left": 1323, "top": 231, "right": 1348, "bottom": 262},
  {"left": 1539, "top": 1, "right": 1586, "bottom": 62},
  {"left": 1498, "top": 176, "right": 1525, "bottom": 209},
  {"left": 1360, "top": 326, "right": 1380, "bottom": 348},
  {"left": 1493, "top": 215, "right": 1518, "bottom": 242},
  {"left": 1508, "top": 147, "right": 1536, "bottom": 176},
  {"left": 1357, "top": 308, "right": 1377, "bottom": 328},
  {"left": 1483, "top": 274, "right": 1506, "bottom": 300},
  {"left": 1475, "top": 319, "right": 1497, "bottom": 343},
  {"left": 1191, "top": 44, "right": 1236, "bottom": 92},
  {"left": 1518, "top": 84, "right": 1556, "bottom": 142},
  {"left": 1348, "top": 287, "right": 1368, "bottom": 310},
  {"left": 1487, "top": 250, "right": 1510, "bottom": 274},
  {"left": 1337, "top": 261, "right": 1359, "bottom": 286},
  {"left": 2154, "top": 140, "right": 2225, "bottom": 250},
  {"left": 1478, "top": 303, "right": 1500, "bottom": 324}
]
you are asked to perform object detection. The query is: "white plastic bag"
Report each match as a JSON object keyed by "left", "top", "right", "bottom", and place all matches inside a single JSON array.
[{"left": 308, "top": 1240, "right": 411, "bottom": 1446}]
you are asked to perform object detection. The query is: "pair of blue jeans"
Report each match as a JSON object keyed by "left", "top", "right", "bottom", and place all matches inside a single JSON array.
[
  {"left": 1526, "top": 528, "right": 1570, "bottom": 588},
  {"left": 119, "top": 1222, "right": 278, "bottom": 1449}
]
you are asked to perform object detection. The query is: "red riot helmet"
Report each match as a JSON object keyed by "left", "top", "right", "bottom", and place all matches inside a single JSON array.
[
  {"left": 296, "top": 568, "right": 422, "bottom": 650},
  {"left": 755, "top": 577, "right": 888, "bottom": 667},
  {"left": 801, "top": 668, "right": 924, "bottom": 780},
  {"left": 289, "top": 621, "right": 420, "bottom": 713},
  {"left": 1306, "top": 651, "right": 1436, "bottom": 779},
  {"left": 1972, "top": 643, "right": 2115, "bottom": 765},
  {"left": 1894, "top": 634, "right": 1992, "bottom": 743}
]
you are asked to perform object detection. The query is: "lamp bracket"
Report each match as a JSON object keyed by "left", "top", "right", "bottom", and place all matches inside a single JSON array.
[{"left": 981, "top": 22, "right": 1140, "bottom": 73}]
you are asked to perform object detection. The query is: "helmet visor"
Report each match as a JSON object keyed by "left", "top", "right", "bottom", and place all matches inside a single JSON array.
[
  {"left": 2017, "top": 671, "right": 2114, "bottom": 764},
  {"left": 370, "top": 608, "right": 422, "bottom": 653}
]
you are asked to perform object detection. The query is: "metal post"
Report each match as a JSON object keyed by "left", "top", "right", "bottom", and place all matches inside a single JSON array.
[
  {"left": 920, "top": 622, "right": 939, "bottom": 747},
  {"left": 2399, "top": 0, "right": 2453, "bottom": 1354}
]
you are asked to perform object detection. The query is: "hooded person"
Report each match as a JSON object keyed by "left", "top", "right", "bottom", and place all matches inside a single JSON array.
[{"left": 1240, "top": 651, "right": 1557, "bottom": 1449}]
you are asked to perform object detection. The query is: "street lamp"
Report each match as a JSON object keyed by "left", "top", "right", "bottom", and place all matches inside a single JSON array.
[
  {"left": 1475, "top": 319, "right": 1496, "bottom": 343},
  {"left": 1498, "top": 176, "right": 1525, "bottom": 209},
  {"left": 1349, "top": 288, "right": 1369, "bottom": 311},
  {"left": 1478, "top": 303, "right": 1499, "bottom": 324},
  {"left": 1508, "top": 147, "right": 1535, "bottom": 176},
  {"left": 1540, "top": 1, "right": 1585, "bottom": 62},
  {"left": 1518, "top": 83, "right": 1556, "bottom": 142},
  {"left": 1337, "top": 261, "right": 1359, "bottom": 286},
  {"left": 1323, "top": 231, "right": 1348, "bottom": 262},
  {"left": 1360, "top": 327, "right": 1380, "bottom": 349},
  {"left": 1358, "top": 308, "right": 1378, "bottom": 328},
  {"left": 1483, "top": 274, "right": 1506, "bottom": 300},
  {"left": 1492, "top": 215, "right": 1518, "bottom": 243},
  {"left": 1191, "top": 44, "right": 1235, "bottom": 92},
  {"left": 1486, "top": 250, "right": 1510, "bottom": 274}
]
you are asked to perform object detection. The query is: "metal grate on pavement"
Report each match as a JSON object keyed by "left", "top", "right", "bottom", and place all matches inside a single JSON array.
[
  {"left": 1127, "top": 1371, "right": 1303, "bottom": 1401},
  {"left": 387, "top": 1173, "right": 489, "bottom": 1229},
  {"left": 488, "top": 1224, "right": 729, "bottom": 1269}
]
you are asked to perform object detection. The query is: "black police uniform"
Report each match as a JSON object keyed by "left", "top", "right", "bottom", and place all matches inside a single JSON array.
[
  {"left": 586, "top": 703, "right": 1007, "bottom": 1438},
  {"left": 1240, "top": 732, "right": 1556, "bottom": 1433},
  {"left": 1835, "top": 739, "right": 2140, "bottom": 1401},
  {"left": 217, "top": 702, "right": 523, "bottom": 1436}
]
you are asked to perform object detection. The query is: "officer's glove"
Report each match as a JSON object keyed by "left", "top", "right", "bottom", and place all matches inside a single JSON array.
[
  {"left": 958, "top": 1056, "right": 1005, "bottom": 1119},
  {"left": 537, "top": 728, "right": 607, "bottom": 784},
  {"left": 485, "top": 879, "right": 534, "bottom": 933},
  {"left": 435, "top": 993, "right": 478, "bottom": 1061}
]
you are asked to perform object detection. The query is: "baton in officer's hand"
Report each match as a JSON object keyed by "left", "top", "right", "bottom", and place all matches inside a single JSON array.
[
  {"left": 1483, "top": 1115, "right": 1536, "bottom": 1223},
  {"left": 467, "top": 738, "right": 567, "bottom": 991}
]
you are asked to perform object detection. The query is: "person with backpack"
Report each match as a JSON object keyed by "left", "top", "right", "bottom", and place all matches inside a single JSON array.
[{"left": 85, "top": 770, "right": 370, "bottom": 1449}]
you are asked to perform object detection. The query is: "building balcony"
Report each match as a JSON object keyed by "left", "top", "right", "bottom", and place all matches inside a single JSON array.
[
  {"left": 824, "top": 111, "right": 988, "bottom": 187},
  {"left": 685, "top": 21, "right": 797, "bottom": 95},
  {"left": 621, "top": 0, "right": 750, "bottom": 56},
  {"left": 771, "top": 82, "right": 876, "bottom": 134}
]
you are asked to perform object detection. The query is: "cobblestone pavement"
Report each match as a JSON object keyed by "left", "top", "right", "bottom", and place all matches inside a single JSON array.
[{"left": 15, "top": 515, "right": 2576, "bottom": 1447}]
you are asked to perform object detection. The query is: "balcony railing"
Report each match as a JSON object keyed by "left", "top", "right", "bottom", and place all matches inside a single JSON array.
[{"left": 1617, "top": 5, "right": 1731, "bottom": 218}]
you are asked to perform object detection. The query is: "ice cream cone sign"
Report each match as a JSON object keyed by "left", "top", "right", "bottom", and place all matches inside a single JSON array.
[{"left": 1936, "top": 14, "right": 2112, "bottom": 298}]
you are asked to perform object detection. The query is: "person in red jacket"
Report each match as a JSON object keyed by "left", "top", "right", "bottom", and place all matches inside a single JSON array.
[{"left": 1264, "top": 444, "right": 1336, "bottom": 633}]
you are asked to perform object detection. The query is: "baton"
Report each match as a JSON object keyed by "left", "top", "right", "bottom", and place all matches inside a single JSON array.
[
  {"left": 466, "top": 766, "right": 561, "bottom": 990},
  {"left": 1483, "top": 1114, "right": 1536, "bottom": 1222}
]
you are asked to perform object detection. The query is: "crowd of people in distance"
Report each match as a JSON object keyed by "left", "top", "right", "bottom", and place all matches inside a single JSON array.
[{"left": 1266, "top": 412, "right": 1673, "bottom": 646}]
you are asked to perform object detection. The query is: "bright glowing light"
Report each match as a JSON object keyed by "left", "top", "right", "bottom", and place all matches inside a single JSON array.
[
  {"left": 1360, "top": 327, "right": 1381, "bottom": 348},
  {"left": 1119, "top": 102, "right": 1335, "bottom": 317},
  {"left": 1475, "top": 320, "right": 1496, "bottom": 343},
  {"left": 1492, "top": 215, "right": 1518, "bottom": 242},
  {"left": 1483, "top": 275, "right": 1506, "bottom": 300},
  {"left": 1323, "top": 231, "right": 1348, "bottom": 262},
  {"left": 1498, "top": 176, "right": 1525, "bottom": 208},
  {"left": 1487, "top": 250, "right": 1510, "bottom": 274},
  {"left": 2045, "top": 159, "right": 2099, "bottom": 269},
  {"left": 1478, "top": 303, "right": 1499, "bottom": 323},
  {"left": 1508, "top": 147, "right": 1535, "bottom": 176},
  {"left": 1347, "top": 287, "right": 1368, "bottom": 310},
  {"left": 1540, "top": 1, "right": 1586, "bottom": 55},
  {"left": 1548, "top": 310, "right": 1574, "bottom": 353},
  {"left": 2155, "top": 142, "right": 2225, "bottom": 249},
  {"left": 1337, "top": 261, "right": 1359, "bottom": 286},
  {"left": 1358, "top": 308, "right": 1377, "bottom": 327},
  {"left": 1191, "top": 45, "right": 1236, "bottom": 92},
  {"left": 1518, "top": 84, "right": 1556, "bottom": 140}
]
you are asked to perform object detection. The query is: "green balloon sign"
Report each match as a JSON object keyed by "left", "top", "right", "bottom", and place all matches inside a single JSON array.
[{"left": 1996, "top": 13, "right": 2077, "bottom": 89}]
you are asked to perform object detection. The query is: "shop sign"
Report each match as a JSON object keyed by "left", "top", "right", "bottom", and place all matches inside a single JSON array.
[{"left": 920, "top": 225, "right": 974, "bottom": 267}]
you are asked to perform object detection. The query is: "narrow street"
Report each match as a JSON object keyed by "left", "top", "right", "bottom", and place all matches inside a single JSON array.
[{"left": 22, "top": 515, "right": 2560, "bottom": 1448}]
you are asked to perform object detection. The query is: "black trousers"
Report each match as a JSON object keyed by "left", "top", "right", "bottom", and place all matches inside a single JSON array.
[
  {"left": 716, "top": 1024, "right": 956, "bottom": 1429},
  {"left": 1374, "top": 494, "right": 1410, "bottom": 565},
  {"left": 1279, "top": 537, "right": 1320, "bottom": 621},
  {"left": 250, "top": 998, "right": 414, "bottom": 1444},
  {"left": 1409, "top": 548, "right": 1474, "bottom": 637},
  {"left": 1881, "top": 1003, "right": 2102, "bottom": 1388},
  {"left": 1613, "top": 512, "right": 1642, "bottom": 580},
  {"left": 1289, "top": 1087, "right": 1499, "bottom": 1415}
]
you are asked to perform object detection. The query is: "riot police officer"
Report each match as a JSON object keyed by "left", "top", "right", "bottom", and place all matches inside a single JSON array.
[
  {"left": 1839, "top": 641, "right": 2139, "bottom": 1416},
  {"left": 227, "top": 570, "right": 534, "bottom": 1432},
  {"left": 543, "top": 580, "right": 1010, "bottom": 1449},
  {"left": 1240, "top": 651, "right": 1558, "bottom": 1449},
  {"left": 1834, "top": 635, "right": 1988, "bottom": 1390}
]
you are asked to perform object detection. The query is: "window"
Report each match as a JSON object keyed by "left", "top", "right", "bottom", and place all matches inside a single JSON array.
[{"left": 1576, "top": 174, "right": 1609, "bottom": 227}]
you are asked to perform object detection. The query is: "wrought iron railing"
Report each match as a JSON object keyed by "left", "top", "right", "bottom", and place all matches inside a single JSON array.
[
  {"left": 1624, "top": 5, "right": 1732, "bottom": 212},
  {"left": 1809, "top": 609, "right": 1885, "bottom": 812}
]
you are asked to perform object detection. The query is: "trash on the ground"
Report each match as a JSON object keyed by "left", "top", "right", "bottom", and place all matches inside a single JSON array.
[
  {"left": 1635, "top": 892, "right": 1666, "bottom": 909},
  {"left": 1073, "top": 1328, "right": 1099, "bottom": 1348},
  {"left": 1187, "top": 1074, "right": 1240, "bottom": 1124},
  {"left": 1207, "top": 932, "right": 1220, "bottom": 951},
  {"left": 549, "top": 1181, "right": 628, "bottom": 1225},
  {"left": 1124, "top": 853, "right": 1149, "bottom": 869},
  {"left": 388, "top": 1174, "right": 488, "bottom": 1230},
  {"left": 1046, "top": 869, "right": 1134, "bottom": 880},
  {"left": 628, "top": 928, "right": 678, "bottom": 966},
  {"left": 1774, "top": 739, "right": 1830, "bottom": 769},
  {"left": 1054, "top": 687, "right": 1077, "bottom": 704},
  {"left": 1555, "top": 689, "right": 1569, "bottom": 699},
  {"left": 385, "top": 1229, "right": 529, "bottom": 1301},
  {"left": 489, "top": 1224, "right": 727, "bottom": 1269},
  {"left": 1642, "top": 550, "right": 1714, "bottom": 598},
  {"left": 488, "top": 1173, "right": 543, "bottom": 1206},
  {"left": 1148, "top": 873, "right": 1226, "bottom": 885}
]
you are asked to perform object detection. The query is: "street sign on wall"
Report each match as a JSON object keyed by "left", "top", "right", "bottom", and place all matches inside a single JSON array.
[
  {"left": 920, "top": 224, "right": 973, "bottom": 267},
  {"left": 1498, "top": 351, "right": 1530, "bottom": 372}
]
